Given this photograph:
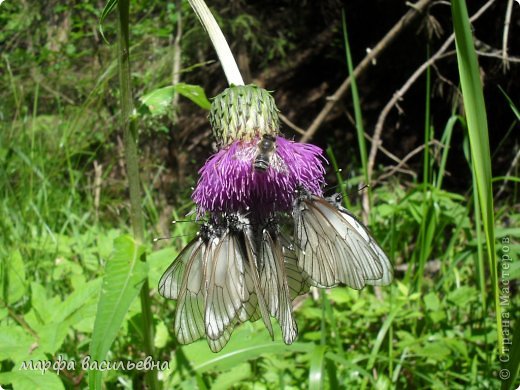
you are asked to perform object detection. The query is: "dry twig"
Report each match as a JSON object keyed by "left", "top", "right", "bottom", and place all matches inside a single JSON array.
[
  {"left": 496, "top": 147, "right": 520, "bottom": 199},
  {"left": 365, "top": 0, "right": 497, "bottom": 202},
  {"left": 299, "top": 0, "right": 434, "bottom": 143},
  {"left": 502, "top": 0, "right": 514, "bottom": 71}
]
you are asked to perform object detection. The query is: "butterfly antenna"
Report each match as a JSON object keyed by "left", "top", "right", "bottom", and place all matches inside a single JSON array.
[
  {"left": 153, "top": 232, "right": 198, "bottom": 243},
  {"left": 171, "top": 219, "right": 204, "bottom": 225}
]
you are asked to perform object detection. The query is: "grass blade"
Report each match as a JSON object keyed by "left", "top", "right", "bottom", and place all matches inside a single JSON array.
[
  {"left": 341, "top": 10, "right": 369, "bottom": 187},
  {"left": 309, "top": 345, "right": 327, "bottom": 390},
  {"left": 451, "top": 0, "right": 500, "bottom": 348}
]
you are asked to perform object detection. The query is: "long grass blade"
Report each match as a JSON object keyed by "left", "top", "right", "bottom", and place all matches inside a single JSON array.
[{"left": 451, "top": 0, "right": 500, "bottom": 348}]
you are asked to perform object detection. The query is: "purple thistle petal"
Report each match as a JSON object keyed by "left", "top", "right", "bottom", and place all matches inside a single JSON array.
[{"left": 192, "top": 136, "right": 326, "bottom": 215}]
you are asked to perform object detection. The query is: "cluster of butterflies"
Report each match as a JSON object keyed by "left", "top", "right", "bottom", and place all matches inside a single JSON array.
[{"left": 159, "top": 139, "right": 394, "bottom": 351}]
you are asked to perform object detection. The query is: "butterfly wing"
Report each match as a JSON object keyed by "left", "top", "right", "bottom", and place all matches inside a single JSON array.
[
  {"left": 173, "top": 239, "right": 207, "bottom": 345},
  {"left": 282, "top": 244, "right": 312, "bottom": 298},
  {"left": 293, "top": 196, "right": 342, "bottom": 287},
  {"left": 330, "top": 203, "right": 393, "bottom": 286},
  {"left": 293, "top": 191, "right": 393, "bottom": 289},
  {"left": 259, "top": 231, "right": 298, "bottom": 344},
  {"left": 158, "top": 237, "right": 204, "bottom": 299},
  {"left": 243, "top": 229, "right": 275, "bottom": 340},
  {"left": 204, "top": 230, "right": 247, "bottom": 341}
]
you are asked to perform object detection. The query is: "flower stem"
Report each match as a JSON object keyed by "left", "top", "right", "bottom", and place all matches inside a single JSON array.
[
  {"left": 188, "top": 0, "right": 244, "bottom": 86},
  {"left": 117, "top": 1, "right": 158, "bottom": 388}
]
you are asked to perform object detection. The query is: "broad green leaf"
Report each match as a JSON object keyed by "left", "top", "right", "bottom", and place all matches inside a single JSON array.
[
  {"left": 328, "top": 287, "right": 354, "bottom": 304},
  {"left": 446, "top": 286, "right": 476, "bottom": 308},
  {"left": 37, "top": 323, "right": 69, "bottom": 355},
  {"left": 88, "top": 235, "right": 147, "bottom": 389},
  {"left": 139, "top": 83, "right": 211, "bottom": 116},
  {"left": 174, "top": 83, "right": 212, "bottom": 110},
  {"left": 182, "top": 324, "right": 314, "bottom": 373},
  {"left": 0, "top": 325, "right": 36, "bottom": 363},
  {"left": 149, "top": 246, "right": 176, "bottom": 290},
  {"left": 154, "top": 321, "right": 169, "bottom": 349},
  {"left": 51, "top": 278, "right": 102, "bottom": 324},
  {"left": 30, "top": 282, "right": 59, "bottom": 324},
  {"left": 0, "top": 370, "right": 65, "bottom": 390},
  {"left": 5, "top": 249, "right": 26, "bottom": 304},
  {"left": 211, "top": 363, "right": 251, "bottom": 390},
  {"left": 423, "top": 292, "right": 441, "bottom": 312}
]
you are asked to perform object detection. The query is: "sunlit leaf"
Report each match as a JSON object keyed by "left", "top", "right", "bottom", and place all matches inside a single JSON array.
[
  {"left": 0, "top": 325, "right": 35, "bottom": 363},
  {"left": 139, "top": 83, "right": 211, "bottom": 116},
  {"left": 0, "top": 370, "right": 65, "bottom": 390},
  {"left": 88, "top": 235, "right": 147, "bottom": 389}
]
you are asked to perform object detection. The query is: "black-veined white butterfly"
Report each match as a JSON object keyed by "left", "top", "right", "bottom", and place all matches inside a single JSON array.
[
  {"left": 158, "top": 213, "right": 308, "bottom": 351},
  {"left": 292, "top": 187, "right": 393, "bottom": 289}
]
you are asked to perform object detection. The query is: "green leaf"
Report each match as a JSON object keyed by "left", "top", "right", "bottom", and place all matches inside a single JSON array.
[
  {"left": 309, "top": 345, "right": 327, "bottom": 390},
  {"left": 182, "top": 324, "right": 314, "bottom": 374},
  {"left": 30, "top": 282, "right": 57, "bottom": 323},
  {"left": 446, "top": 286, "right": 476, "bottom": 308},
  {"left": 88, "top": 235, "right": 147, "bottom": 389},
  {"left": 51, "top": 278, "right": 102, "bottom": 324},
  {"left": 502, "top": 317, "right": 520, "bottom": 390},
  {"left": 424, "top": 292, "right": 441, "bottom": 312},
  {"left": 0, "top": 325, "right": 36, "bottom": 363},
  {"left": 5, "top": 249, "right": 26, "bottom": 304},
  {"left": 37, "top": 323, "right": 69, "bottom": 356},
  {"left": 451, "top": 0, "right": 498, "bottom": 348},
  {"left": 0, "top": 370, "right": 65, "bottom": 390},
  {"left": 98, "top": 0, "right": 118, "bottom": 44},
  {"left": 211, "top": 363, "right": 252, "bottom": 390},
  {"left": 139, "top": 83, "right": 211, "bottom": 116},
  {"left": 154, "top": 321, "right": 169, "bottom": 349}
]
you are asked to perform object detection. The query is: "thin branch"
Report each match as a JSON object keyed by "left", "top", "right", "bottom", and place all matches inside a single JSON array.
[
  {"left": 367, "top": 0, "right": 497, "bottom": 184},
  {"left": 375, "top": 140, "right": 444, "bottom": 183},
  {"left": 345, "top": 110, "right": 405, "bottom": 166},
  {"left": 502, "top": 0, "right": 514, "bottom": 71},
  {"left": 280, "top": 113, "right": 306, "bottom": 135},
  {"left": 496, "top": 146, "right": 520, "bottom": 199},
  {"left": 299, "top": 0, "right": 434, "bottom": 143}
]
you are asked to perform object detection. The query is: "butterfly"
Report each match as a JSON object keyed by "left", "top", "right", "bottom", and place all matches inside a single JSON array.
[
  {"left": 292, "top": 187, "right": 393, "bottom": 289},
  {"left": 158, "top": 213, "right": 308, "bottom": 351}
]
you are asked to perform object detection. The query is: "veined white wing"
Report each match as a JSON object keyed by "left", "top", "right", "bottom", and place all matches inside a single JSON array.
[
  {"left": 158, "top": 224, "right": 212, "bottom": 299},
  {"left": 205, "top": 227, "right": 248, "bottom": 341},
  {"left": 326, "top": 194, "right": 393, "bottom": 286},
  {"left": 282, "top": 244, "right": 313, "bottom": 298},
  {"left": 258, "top": 229, "right": 297, "bottom": 344},
  {"left": 293, "top": 188, "right": 393, "bottom": 289},
  {"left": 204, "top": 214, "right": 274, "bottom": 348}
]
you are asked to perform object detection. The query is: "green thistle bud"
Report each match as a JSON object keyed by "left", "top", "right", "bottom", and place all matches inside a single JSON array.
[{"left": 209, "top": 84, "right": 280, "bottom": 146}]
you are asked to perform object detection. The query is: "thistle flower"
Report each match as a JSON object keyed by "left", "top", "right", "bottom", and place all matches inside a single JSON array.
[
  {"left": 159, "top": 0, "right": 392, "bottom": 354},
  {"left": 192, "top": 85, "right": 327, "bottom": 216}
]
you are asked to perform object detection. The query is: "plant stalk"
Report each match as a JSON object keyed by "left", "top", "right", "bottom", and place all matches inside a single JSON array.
[
  {"left": 188, "top": 0, "right": 244, "bottom": 86},
  {"left": 117, "top": 1, "right": 158, "bottom": 388}
]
